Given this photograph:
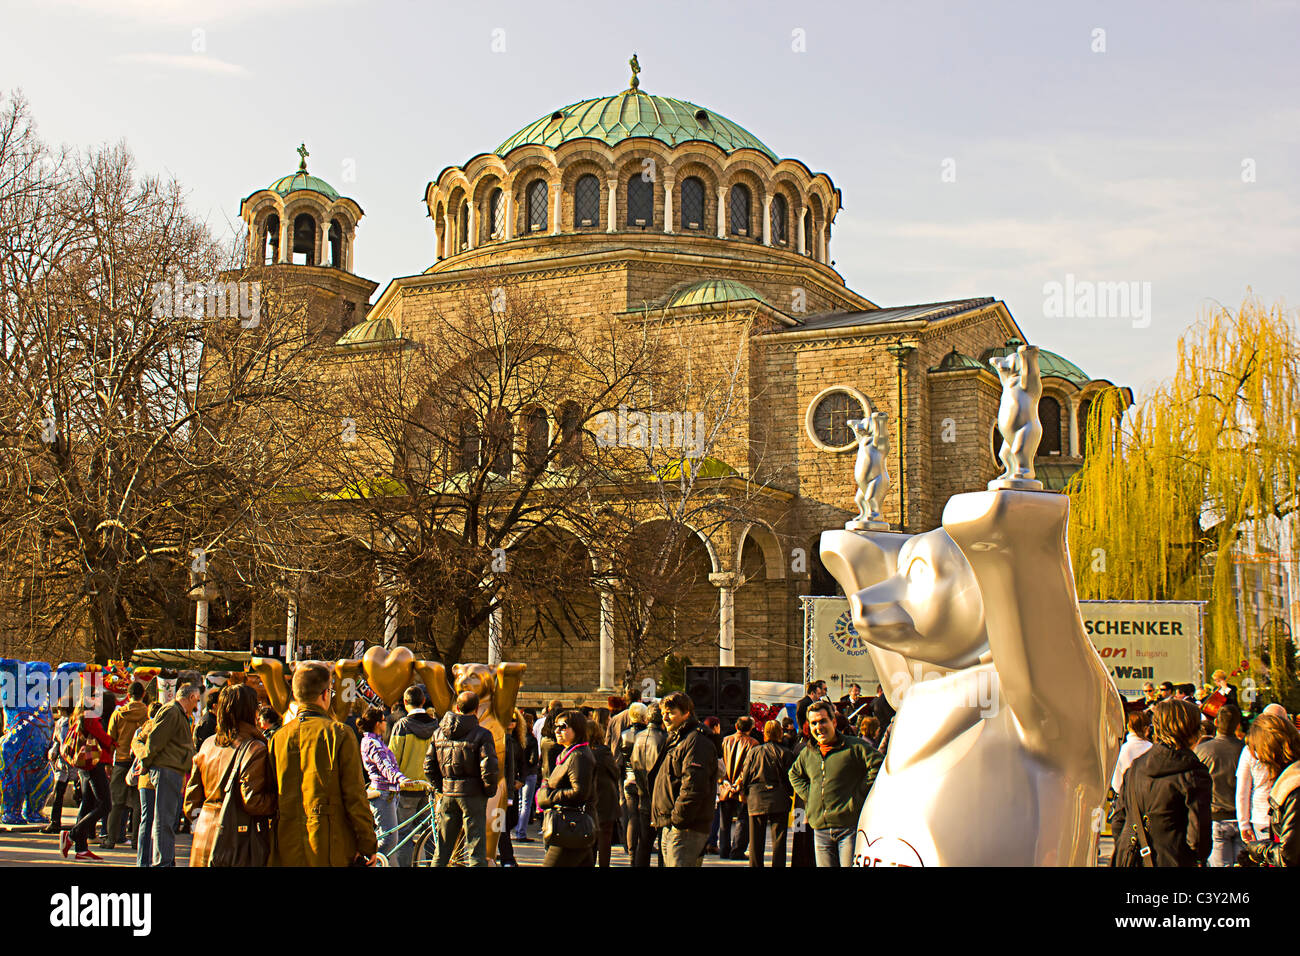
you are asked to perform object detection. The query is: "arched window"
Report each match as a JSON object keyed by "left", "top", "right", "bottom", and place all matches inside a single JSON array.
[
  {"left": 1077, "top": 397, "right": 1093, "bottom": 457},
  {"left": 558, "top": 402, "right": 582, "bottom": 466},
  {"left": 458, "top": 202, "right": 469, "bottom": 249},
  {"left": 328, "top": 218, "right": 343, "bottom": 268},
  {"left": 263, "top": 213, "right": 280, "bottom": 263},
  {"left": 292, "top": 213, "right": 317, "bottom": 265},
  {"left": 456, "top": 416, "right": 480, "bottom": 473},
  {"left": 770, "top": 194, "right": 788, "bottom": 245},
  {"left": 626, "top": 174, "right": 653, "bottom": 227},
  {"left": 801, "top": 210, "right": 812, "bottom": 256},
  {"left": 1039, "top": 396, "right": 1062, "bottom": 455},
  {"left": 680, "top": 177, "right": 705, "bottom": 230},
  {"left": 487, "top": 408, "right": 513, "bottom": 476},
  {"left": 489, "top": 188, "right": 505, "bottom": 239},
  {"left": 524, "top": 407, "right": 549, "bottom": 472},
  {"left": 526, "top": 180, "right": 548, "bottom": 232},
  {"left": 574, "top": 174, "right": 600, "bottom": 228},
  {"left": 729, "top": 184, "right": 751, "bottom": 237}
]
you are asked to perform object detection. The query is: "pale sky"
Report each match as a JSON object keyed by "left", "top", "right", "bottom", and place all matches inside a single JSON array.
[{"left": 2, "top": 0, "right": 1297, "bottom": 396}]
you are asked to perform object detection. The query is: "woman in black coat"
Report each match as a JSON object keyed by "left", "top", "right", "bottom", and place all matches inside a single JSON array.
[
  {"left": 1111, "top": 699, "right": 1212, "bottom": 867},
  {"left": 739, "top": 720, "right": 796, "bottom": 867},
  {"left": 588, "top": 720, "right": 621, "bottom": 867},
  {"left": 536, "top": 710, "right": 598, "bottom": 867}
]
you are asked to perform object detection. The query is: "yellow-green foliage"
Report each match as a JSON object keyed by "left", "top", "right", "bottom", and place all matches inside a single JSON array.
[{"left": 1067, "top": 297, "right": 1299, "bottom": 690}]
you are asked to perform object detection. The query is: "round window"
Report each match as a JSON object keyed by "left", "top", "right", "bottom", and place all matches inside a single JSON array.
[{"left": 805, "top": 387, "right": 871, "bottom": 451}]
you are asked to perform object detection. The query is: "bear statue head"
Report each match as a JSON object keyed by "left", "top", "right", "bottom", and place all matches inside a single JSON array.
[{"left": 848, "top": 527, "right": 989, "bottom": 670}]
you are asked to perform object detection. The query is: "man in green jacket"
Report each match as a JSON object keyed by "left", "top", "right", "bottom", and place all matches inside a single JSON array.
[
  {"left": 387, "top": 685, "right": 438, "bottom": 867},
  {"left": 140, "top": 684, "right": 199, "bottom": 867},
  {"left": 789, "top": 700, "right": 882, "bottom": 867}
]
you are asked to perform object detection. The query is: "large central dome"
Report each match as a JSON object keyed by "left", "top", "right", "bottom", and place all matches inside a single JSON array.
[{"left": 495, "top": 90, "right": 777, "bottom": 160}]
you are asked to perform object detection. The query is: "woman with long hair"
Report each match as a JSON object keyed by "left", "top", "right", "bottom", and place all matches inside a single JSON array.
[
  {"left": 60, "top": 689, "right": 117, "bottom": 862},
  {"left": 536, "top": 709, "right": 597, "bottom": 867},
  {"left": 182, "top": 683, "right": 277, "bottom": 867},
  {"left": 1111, "top": 698, "right": 1212, "bottom": 867},
  {"left": 357, "top": 705, "right": 409, "bottom": 862},
  {"left": 1240, "top": 712, "right": 1300, "bottom": 866}
]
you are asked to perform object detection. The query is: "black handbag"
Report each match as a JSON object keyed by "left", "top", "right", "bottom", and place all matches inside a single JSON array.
[
  {"left": 542, "top": 805, "right": 595, "bottom": 849},
  {"left": 209, "top": 740, "right": 272, "bottom": 868}
]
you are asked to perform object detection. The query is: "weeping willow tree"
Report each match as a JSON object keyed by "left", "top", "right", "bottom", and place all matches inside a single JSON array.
[{"left": 1067, "top": 297, "right": 1300, "bottom": 704}]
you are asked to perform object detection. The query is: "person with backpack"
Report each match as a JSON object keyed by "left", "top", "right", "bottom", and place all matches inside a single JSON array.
[
  {"left": 183, "top": 684, "right": 276, "bottom": 867},
  {"left": 59, "top": 690, "right": 117, "bottom": 863},
  {"left": 739, "top": 719, "right": 796, "bottom": 867},
  {"left": 102, "top": 681, "right": 148, "bottom": 850},
  {"left": 1110, "top": 698, "right": 1212, "bottom": 867}
]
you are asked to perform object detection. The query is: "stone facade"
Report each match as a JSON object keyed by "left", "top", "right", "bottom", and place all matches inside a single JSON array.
[{"left": 232, "top": 76, "right": 1124, "bottom": 696}]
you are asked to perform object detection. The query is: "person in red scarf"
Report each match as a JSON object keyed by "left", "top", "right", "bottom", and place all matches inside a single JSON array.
[{"left": 60, "top": 690, "right": 117, "bottom": 862}]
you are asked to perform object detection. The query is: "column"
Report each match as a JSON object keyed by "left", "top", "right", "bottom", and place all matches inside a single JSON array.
[
  {"left": 381, "top": 590, "right": 399, "bottom": 649},
  {"left": 551, "top": 180, "right": 561, "bottom": 236},
  {"left": 315, "top": 220, "right": 325, "bottom": 266},
  {"left": 762, "top": 195, "right": 772, "bottom": 246},
  {"left": 487, "top": 600, "right": 503, "bottom": 667},
  {"left": 285, "top": 593, "right": 298, "bottom": 662},
  {"left": 607, "top": 180, "right": 618, "bottom": 233},
  {"left": 467, "top": 201, "right": 476, "bottom": 250},
  {"left": 279, "top": 216, "right": 291, "bottom": 263},
  {"left": 194, "top": 594, "right": 209, "bottom": 651},
  {"left": 663, "top": 178, "right": 674, "bottom": 234},
  {"left": 823, "top": 223, "right": 831, "bottom": 263},
  {"left": 504, "top": 190, "right": 515, "bottom": 240},
  {"left": 598, "top": 587, "right": 616, "bottom": 692},
  {"left": 1067, "top": 397, "right": 1080, "bottom": 458},
  {"left": 709, "top": 572, "right": 738, "bottom": 666},
  {"left": 716, "top": 187, "right": 727, "bottom": 237},
  {"left": 443, "top": 213, "right": 452, "bottom": 256},
  {"left": 796, "top": 210, "right": 806, "bottom": 256}
]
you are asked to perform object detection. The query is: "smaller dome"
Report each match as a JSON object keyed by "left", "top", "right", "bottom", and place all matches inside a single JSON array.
[
  {"left": 666, "top": 278, "right": 767, "bottom": 309},
  {"left": 930, "top": 348, "right": 984, "bottom": 373},
  {"left": 337, "top": 315, "right": 398, "bottom": 347},
  {"left": 655, "top": 456, "right": 737, "bottom": 480},
  {"left": 268, "top": 171, "right": 340, "bottom": 200},
  {"left": 980, "top": 338, "right": 1090, "bottom": 388}
]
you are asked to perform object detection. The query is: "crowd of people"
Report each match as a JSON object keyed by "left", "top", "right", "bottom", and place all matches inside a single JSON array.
[
  {"left": 31, "top": 663, "right": 1300, "bottom": 867},
  {"left": 1110, "top": 670, "right": 1299, "bottom": 867}
]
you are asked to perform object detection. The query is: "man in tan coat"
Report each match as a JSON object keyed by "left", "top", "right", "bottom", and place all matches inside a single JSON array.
[{"left": 267, "top": 663, "right": 377, "bottom": 866}]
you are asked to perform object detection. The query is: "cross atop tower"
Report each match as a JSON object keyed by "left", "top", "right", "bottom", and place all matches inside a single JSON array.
[
  {"left": 628, "top": 53, "right": 641, "bottom": 92},
  {"left": 296, "top": 142, "right": 309, "bottom": 172}
]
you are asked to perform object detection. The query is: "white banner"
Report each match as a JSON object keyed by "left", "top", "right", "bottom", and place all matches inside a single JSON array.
[
  {"left": 1078, "top": 600, "right": 1205, "bottom": 699},
  {"left": 802, "top": 596, "right": 880, "bottom": 699}
]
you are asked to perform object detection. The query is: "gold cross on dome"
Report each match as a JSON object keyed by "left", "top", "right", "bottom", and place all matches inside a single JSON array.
[
  {"left": 296, "top": 143, "right": 309, "bottom": 172},
  {"left": 629, "top": 53, "right": 641, "bottom": 91}
]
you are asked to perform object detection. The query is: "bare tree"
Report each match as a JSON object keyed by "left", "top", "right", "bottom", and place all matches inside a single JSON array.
[{"left": 0, "top": 93, "right": 339, "bottom": 661}]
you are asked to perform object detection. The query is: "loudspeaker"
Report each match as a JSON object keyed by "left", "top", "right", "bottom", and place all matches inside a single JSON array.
[
  {"left": 685, "top": 666, "right": 718, "bottom": 715},
  {"left": 717, "top": 666, "right": 750, "bottom": 717}
]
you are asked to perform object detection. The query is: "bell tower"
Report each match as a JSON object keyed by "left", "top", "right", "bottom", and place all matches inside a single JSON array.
[{"left": 237, "top": 145, "right": 378, "bottom": 337}]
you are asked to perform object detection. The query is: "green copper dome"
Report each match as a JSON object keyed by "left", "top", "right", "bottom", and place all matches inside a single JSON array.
[
  {"left": 337, "top": 315, "right": 398, "bottom": 347},
  {"left": 981, "top": 339, "right": 1091, "bottom": 388},
  {"left": 268, "top": 171, "right": 340, "bottom": 201},
  {"left": 496, "top": 91, "right": 777, "bottom": 160},
  {"left": 666, "top": 278, "right": 767, "bottom": 309}
]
